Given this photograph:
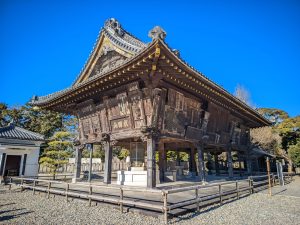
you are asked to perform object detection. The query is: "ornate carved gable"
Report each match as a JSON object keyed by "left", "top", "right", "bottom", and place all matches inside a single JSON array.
[{"left": 89, "top": 48, "right": 127, "bottom": 78}]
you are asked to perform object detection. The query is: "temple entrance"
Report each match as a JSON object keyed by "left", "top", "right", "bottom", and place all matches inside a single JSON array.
[{"left": 4, "top": 155, "right": 21, "bottom": 176}]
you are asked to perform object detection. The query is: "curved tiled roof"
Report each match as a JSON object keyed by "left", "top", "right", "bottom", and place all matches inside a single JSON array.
[
  {"left": 29, "top": 18, "right": 270, "bottom": 126},
  {"left": 0, "top": 124, "right": 44, "bottom": 141}
]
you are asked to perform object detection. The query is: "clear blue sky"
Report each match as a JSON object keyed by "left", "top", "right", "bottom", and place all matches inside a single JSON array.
[{"left": 1, "top": 0, "right": 299, "bottom": 117}]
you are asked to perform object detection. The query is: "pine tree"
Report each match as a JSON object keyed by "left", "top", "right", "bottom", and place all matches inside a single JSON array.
[{"left": 39, "top": 131, "right": 72, "bottom": 179}]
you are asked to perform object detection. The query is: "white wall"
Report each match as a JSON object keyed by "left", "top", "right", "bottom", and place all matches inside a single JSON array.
[{"left": 0, "top": 146, "right": 40, "bottom": 177}]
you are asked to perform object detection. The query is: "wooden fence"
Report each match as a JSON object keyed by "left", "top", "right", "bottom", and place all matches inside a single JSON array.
[{"left": 7, "top": 172, "right": 295, "bottom": 224}]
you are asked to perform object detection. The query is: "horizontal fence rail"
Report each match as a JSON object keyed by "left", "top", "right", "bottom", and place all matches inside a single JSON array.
[{"left": 6, "top": 172, "right": 295, "bottom": 224}]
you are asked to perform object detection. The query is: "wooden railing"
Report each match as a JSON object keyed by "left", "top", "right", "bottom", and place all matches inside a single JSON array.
[{"left": 7, "top": 173, "right": 295, "bottom": 224}]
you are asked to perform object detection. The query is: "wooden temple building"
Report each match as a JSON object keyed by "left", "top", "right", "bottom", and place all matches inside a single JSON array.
[{"left": 30, "top": 18, "right": 271, "bottom": 188}]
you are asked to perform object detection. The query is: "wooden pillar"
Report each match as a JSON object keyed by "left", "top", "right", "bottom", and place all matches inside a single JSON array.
[
  {"left": 196, "top": 143, "right": 205, "bottom": 182},
  {"left": 238, "top": 152, "right": 242, "bottom": 176},
  {"left": 227, "top": 146, "right": 233, "bottom": 178},
  {"left": 247, "top": 158, "right": 252, "bottom": 174},
  {"left": 146, "top": 136, "right": 157, "bottom": 188},
  {"left": 103, "top": 135, "right": 112, "bottom": 184},
  {"left": 73, "top": 145, "right": 82, "bottom": 183},
  {"left": 176, "top": 150, "right": 180, "bottom": 166},
  {"left": 214, "top": 152, "right": 220, "bottom": 176},
  {"left": 158, "top": 142, "right": 166, "bottom": 183},
  {"left": 207, "top": 152, "right": 212, "bottom": 174},
  {"left": 88, "top": 144, "right": 93, "bottom": 183},
  {"left": 189, "top": 148, "right": 197, "bottom": 176}
]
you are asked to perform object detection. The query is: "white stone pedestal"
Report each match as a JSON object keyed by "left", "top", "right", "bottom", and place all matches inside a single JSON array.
[{"left": 117, "top": 170, "right": 147, "bottom": 186}]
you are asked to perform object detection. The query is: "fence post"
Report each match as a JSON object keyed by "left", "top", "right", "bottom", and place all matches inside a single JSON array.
[
  {"left": 47, "top": 182, "right": 51, "bottom": 199},
  {"left": 89, "top": 186, "right": 93, "bottom": 207},
  {"left": 195, "top": 187, "right": 200, "bottom": 211},
  {"left": 248, "top": 178, "right": 253, "bottom": 194},
  {"left": 9, "top": 177, "right": 12, "bottom": 191},
  {"left": 66, "top": 183, "right": 69, "bottom": 202},
  {"left": 21, "top": 178, "right": 24, "bottom": 191},
  {"left": 163, "top": 192, "right": 168, "bottom": 224},
  {"left": 236, "top": 181, "right": 239, "bottom": 199},
  {"left": 219, "top": 184, "right": 223, "bottom": 205},
  {"left": 33, "top": 180, "right": 36, "bottom": 195},
  {"left": 120, "top": 188, "right": 124, "bottom": 213}
]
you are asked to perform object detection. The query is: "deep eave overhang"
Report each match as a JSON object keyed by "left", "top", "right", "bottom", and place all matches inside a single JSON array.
[
  {"left": 156, "top": 40, "right": 271, "bottom": 127},
  {"left": 30, "top": 41, "right": 159, "bottom": 111},
  {"left": 31, "top": 39, "right": 271, "bottom": 127}
]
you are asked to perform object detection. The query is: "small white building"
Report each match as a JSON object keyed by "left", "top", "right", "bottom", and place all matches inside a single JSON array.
[{"left": 0, "top": 123, "right": 44, "bottom": 182}]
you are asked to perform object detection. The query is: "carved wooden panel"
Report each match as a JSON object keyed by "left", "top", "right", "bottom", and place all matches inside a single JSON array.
[
  {"left": 127, "top": 81, "right": 139, "bottom": 92},
  {"left": 77, "top": 100, "right": 96, "bottom": 117},
  {"left": 163, "top": 88, "right": 203, "bottom": 137},
  {"left": 100, "top": 108, "right": 109, "bottom": 133},
  {"left": 168, "top": 88, "right": 176, "bottom": 108},
  {"left": 117, "top": 92, "right": 130, "bottom": 116},
  {"left": 164, "top": 105, "right": 185, "bottom": 136},
  {"left": 91, "top": 114, "right": 101, "bottom": 133},
  {"left": 111, "top": 117, "right": 131, "bottom": 131},
  {"left": 143, "top": 98, "right": 152, "bottom": 126},
  {"left": 185, "top": 127, "right": 203, "bottom": 140},
  {"left": 89, "top": 50, "right": 127, "bottom": 78},
  {"left": 82, "top": 118, "right": 90, "bottom": 136},
  {"left": 175, "top": 92, "right": 184, "bottom": 111},
  {"left": 131, "top": 98, "right": 144, "bottom": 128}
]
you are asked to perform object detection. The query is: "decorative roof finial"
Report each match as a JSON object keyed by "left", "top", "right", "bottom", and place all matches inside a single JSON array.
[
  {"left": 148, "top": 26, "right": 166, "bottom": 41},
  {"left": 31, "top": 95, "right": 38, "bottom": 102},
  {"left": 104, "top": 18, "right": 124, "bottom": 37}
]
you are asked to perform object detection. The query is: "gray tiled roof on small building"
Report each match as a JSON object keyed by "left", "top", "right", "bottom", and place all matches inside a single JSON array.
[{"left": 0, "top": 124, "right": 44, "bottom": 141}]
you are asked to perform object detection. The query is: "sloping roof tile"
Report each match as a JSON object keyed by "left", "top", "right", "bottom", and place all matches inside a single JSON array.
[{"left": 0, "top": 124, "right": 44, "bottom": 141}]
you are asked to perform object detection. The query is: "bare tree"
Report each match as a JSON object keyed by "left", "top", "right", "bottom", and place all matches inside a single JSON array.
[{"left": 234, "top": 84, "right": 252, "bottom": 106}]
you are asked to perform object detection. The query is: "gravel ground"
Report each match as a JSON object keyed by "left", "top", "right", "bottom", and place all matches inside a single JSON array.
[{"left": 1, "top": 178, "right": 300, "bottom": 225}]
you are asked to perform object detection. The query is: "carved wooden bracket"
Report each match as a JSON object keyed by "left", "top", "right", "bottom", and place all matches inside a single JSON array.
[
  {"left": 101, "top": 133, "right": 110, "bottom": 143},
  {"left": 140, "top": 126, "right": 160, "bottom": 142}
]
